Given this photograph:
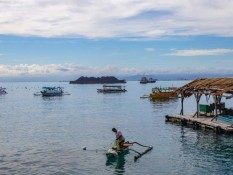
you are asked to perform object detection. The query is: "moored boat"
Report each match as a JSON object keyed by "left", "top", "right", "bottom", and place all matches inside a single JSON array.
[
  {"left": 148, "top": 78, "right": 156, "bottom": 83},
  {"left": 150, "top": 87, "right": 178, "bottom": 99},
  {"left": 140, "top": 76, "right": 148, "bottom": 84},
  {"left": 40, "top": 87, "right": 64, "bottom": 96},
  {"left": 97, "top": 85, "right": 127, "bottom": 93},
  {"left": 0, "top": 87, "right": 7, "bottom": 95},
  {"left": 140, "top": 76, "right": 156, "bottom": 84}
]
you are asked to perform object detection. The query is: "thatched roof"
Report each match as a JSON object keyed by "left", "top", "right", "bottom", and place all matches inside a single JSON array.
[{"left": 176, "top": 78, "right": 233, "bottom": 97}]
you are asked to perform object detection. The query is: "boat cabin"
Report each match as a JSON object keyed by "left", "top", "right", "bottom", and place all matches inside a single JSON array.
[
  {"left": 41, "top": 87, "right": 64, "bottom": 96},
  {"left": 97, "top": 85, "right": 127, "bottom": 93}
]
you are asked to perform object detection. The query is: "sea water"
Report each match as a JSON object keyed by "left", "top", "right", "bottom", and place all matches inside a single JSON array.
[{"left": 0, "top": 81, "right": 233, "bottom": 175}]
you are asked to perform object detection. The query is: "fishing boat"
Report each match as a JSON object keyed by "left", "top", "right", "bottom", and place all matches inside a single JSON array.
[
  {"left": 97, "top": 85, "right": 127, "bottom": 93},
  {"left": 140, "top": 76, "right": 156, "bottom": 84},
  {"left": 150, "top": 87, "right": 178, "bottom": 99},
  {"left": 106, "top": 147, "right": 129, "bottom": 159},
  {"left": 0, "top": 87, "right": 7, "bottom": 95},
  {"left": 106, "top": 140, "right": 153, "bottom": 161},
  {"left": 140, "top": 76, "right": 149, "bottom": 84},
  {"left": 40, "top": 87, "right": 64, "bottom": 96},
  {"left": 148, "top": 78, "right": 156, "bottom": 83},
  {"left": 106, "top": 140, "right": 130, "bottom": 158}
]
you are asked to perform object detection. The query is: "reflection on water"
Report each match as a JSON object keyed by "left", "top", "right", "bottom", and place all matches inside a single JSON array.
[
  {"left": 2, "top": 81, "right": 233, "bottom": 175},
  {"left": 41, "top": 96, "right": 64, "bottom": 101},
  {"left": 106, "top": 153, "right": 128, "bottom": 175},
  {"left": 150, "top": 98, "right": 179, "bottom": 104},
  {"left": 175, "top": 125, "right": 233, "bottom": 174}
]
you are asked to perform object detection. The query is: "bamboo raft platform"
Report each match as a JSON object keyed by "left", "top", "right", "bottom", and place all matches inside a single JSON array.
[{"left": 165, "top": 114, "right": 233, "bottom": 134}]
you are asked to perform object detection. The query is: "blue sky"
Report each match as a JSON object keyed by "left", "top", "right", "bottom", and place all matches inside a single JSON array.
[{"left": 0, "top": 0, "right": 233, "bottom": 80}]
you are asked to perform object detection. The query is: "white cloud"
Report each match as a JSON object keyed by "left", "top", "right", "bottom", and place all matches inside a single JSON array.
[
  {"left": 145, "top": 48, "right": 155, "bottom": 52},
  {"left": 0, "top": 64, "right": 141, "bottom": 78},
  {"left": 166, "top": 48, "right": 233, "bottom": 56},
  {"left": 1, "top": 63, "right": 233, "bottom": 81},
  {"left": 0, "top": 0, "right": 233, "bottom": 38}
]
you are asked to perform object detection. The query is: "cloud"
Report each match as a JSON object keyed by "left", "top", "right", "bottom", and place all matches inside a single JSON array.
[
  {"left": 0, "top": 64, "right": 141, "bottom": 78},
  {"left": 145, "top": 48, "right": 155, "bottom": 52},
  {"left": 166, "top": 48, "right": 233, "bottom": 56},
  {"left": 1, "top": 63, "right": 233, "bottom": 81},
  {"left": 0, "top": 0, "right": 233, "bottom": 38}
]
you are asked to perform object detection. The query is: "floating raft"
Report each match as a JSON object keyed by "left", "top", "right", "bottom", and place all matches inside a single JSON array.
[{"left": 165, "top": 114, "right": 233, "bottom": 134}]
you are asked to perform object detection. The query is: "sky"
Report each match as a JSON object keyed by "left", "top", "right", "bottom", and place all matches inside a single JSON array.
[{"left": 0, "top": 0, "right": 233, "bottom": 81}]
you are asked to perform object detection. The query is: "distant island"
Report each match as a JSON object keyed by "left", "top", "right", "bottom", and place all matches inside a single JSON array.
[{"left": 70, "top": 76, "right": 126, "bottom": 84}]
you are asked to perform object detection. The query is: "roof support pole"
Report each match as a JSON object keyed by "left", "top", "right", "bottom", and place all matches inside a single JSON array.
[
  {"left": 194, "top": 93, "right": 202, "bottom": 117},
  {"left": 214, "top": 95, "right": 218, "bottom": 116},
  {"left": 211, "top": 95, "right": 219, "bottom": 121},
  {"left": 180, "top": 92, "right": 184, "bottom": 115}
]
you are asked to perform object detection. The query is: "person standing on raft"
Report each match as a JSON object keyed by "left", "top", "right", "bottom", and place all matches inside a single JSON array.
[{"left": 112, "top": 128, "right": 125, "bottom": 150}]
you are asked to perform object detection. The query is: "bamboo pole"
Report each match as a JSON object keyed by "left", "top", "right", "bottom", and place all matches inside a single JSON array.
[{"left": 134, "top": 147, "right": 153, "bottom": 161}]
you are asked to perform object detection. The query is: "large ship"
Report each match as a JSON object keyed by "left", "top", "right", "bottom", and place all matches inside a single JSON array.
[{"left": 140, "top": 76, "right": 156, "bottom": 84}]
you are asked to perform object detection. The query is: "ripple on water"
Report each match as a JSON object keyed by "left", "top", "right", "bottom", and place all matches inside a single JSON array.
[{"left": 1, "top": 81, "right": 233, "bottom": 174}]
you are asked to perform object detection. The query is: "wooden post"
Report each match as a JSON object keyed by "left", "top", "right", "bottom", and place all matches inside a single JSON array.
[
  {"left": 180, "top": 93, "right": 184, "bottom": 115},
  {"left": 213, "top": 95, "right": 218, "bottom": 116},
  {"left": 194, "top": 93, "right": 202, "bottom": 117}
]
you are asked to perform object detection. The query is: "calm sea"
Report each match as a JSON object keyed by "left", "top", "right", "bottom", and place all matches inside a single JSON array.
[{"left": 1, "top": 81, "right": 233, "bottom": 175}]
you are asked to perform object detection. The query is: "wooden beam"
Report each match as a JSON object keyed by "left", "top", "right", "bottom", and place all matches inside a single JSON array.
[
  {"left": 216, "top": 86, "right": 233, "bottom": 96},
  {"left": 134, "top": 147, "right": 153, "bottom": 161}
]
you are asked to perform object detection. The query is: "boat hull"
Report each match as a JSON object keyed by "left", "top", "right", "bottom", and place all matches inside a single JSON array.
[
  {"left": 150, "top": 92, "right": 178, "bottom": 99},
  {"left": 0, "top": 87, "right": 7, "bottom": 95},
  {"left": 97, "top": 89, "right": 127, "bottom": 93},
  {"left": 41, "top": 92, "right": 63, "bottom": 96},
  {"left": 106, "top": 148, "right": 129, "bottom": 158}
]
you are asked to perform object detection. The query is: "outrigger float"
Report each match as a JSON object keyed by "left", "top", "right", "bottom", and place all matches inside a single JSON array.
[
  {"left": 106, "top": 140, "right": 153, "bottom": 161},
  {"left": 166, "top": 78, "right": 233, "bottom": 134}
]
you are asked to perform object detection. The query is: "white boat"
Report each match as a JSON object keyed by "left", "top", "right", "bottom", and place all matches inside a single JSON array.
[
  {"left": 0, "top": 87, "right": 7, "bottom": 95},
  {"left": 40, "top": 87, "right": 64, "bottom": 96},
  {"left": 106, "top": 147, "right": 129, "bottom": 158},
  {"left": 97, "top": 85, "right": 127, "bottom": 93}
]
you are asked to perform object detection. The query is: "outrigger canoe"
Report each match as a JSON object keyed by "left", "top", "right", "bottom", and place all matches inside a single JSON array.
[
  {"left": 106, "top": 140, "right": 131, "bottom": 158},
  {"left": 106, "top": 140, "right": 153, "bottom": 161},
  {"left": 106, "top": 147, "right": 129, "bottom": 158}
]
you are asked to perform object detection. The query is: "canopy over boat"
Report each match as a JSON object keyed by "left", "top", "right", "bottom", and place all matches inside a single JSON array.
[
  {"left": 40, "top": 86, "right": 64, "bottom": 96},
  {"left": 150, "top": 87, "right": 178, "bottom": 99},
  {"left": 97, "top": 85, "right": 127, "bottom": 93}
]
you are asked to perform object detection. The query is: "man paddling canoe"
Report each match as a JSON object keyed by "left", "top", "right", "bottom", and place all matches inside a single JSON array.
[{"left": 112, "top": 128, "right": 133, "bottom": 150}]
